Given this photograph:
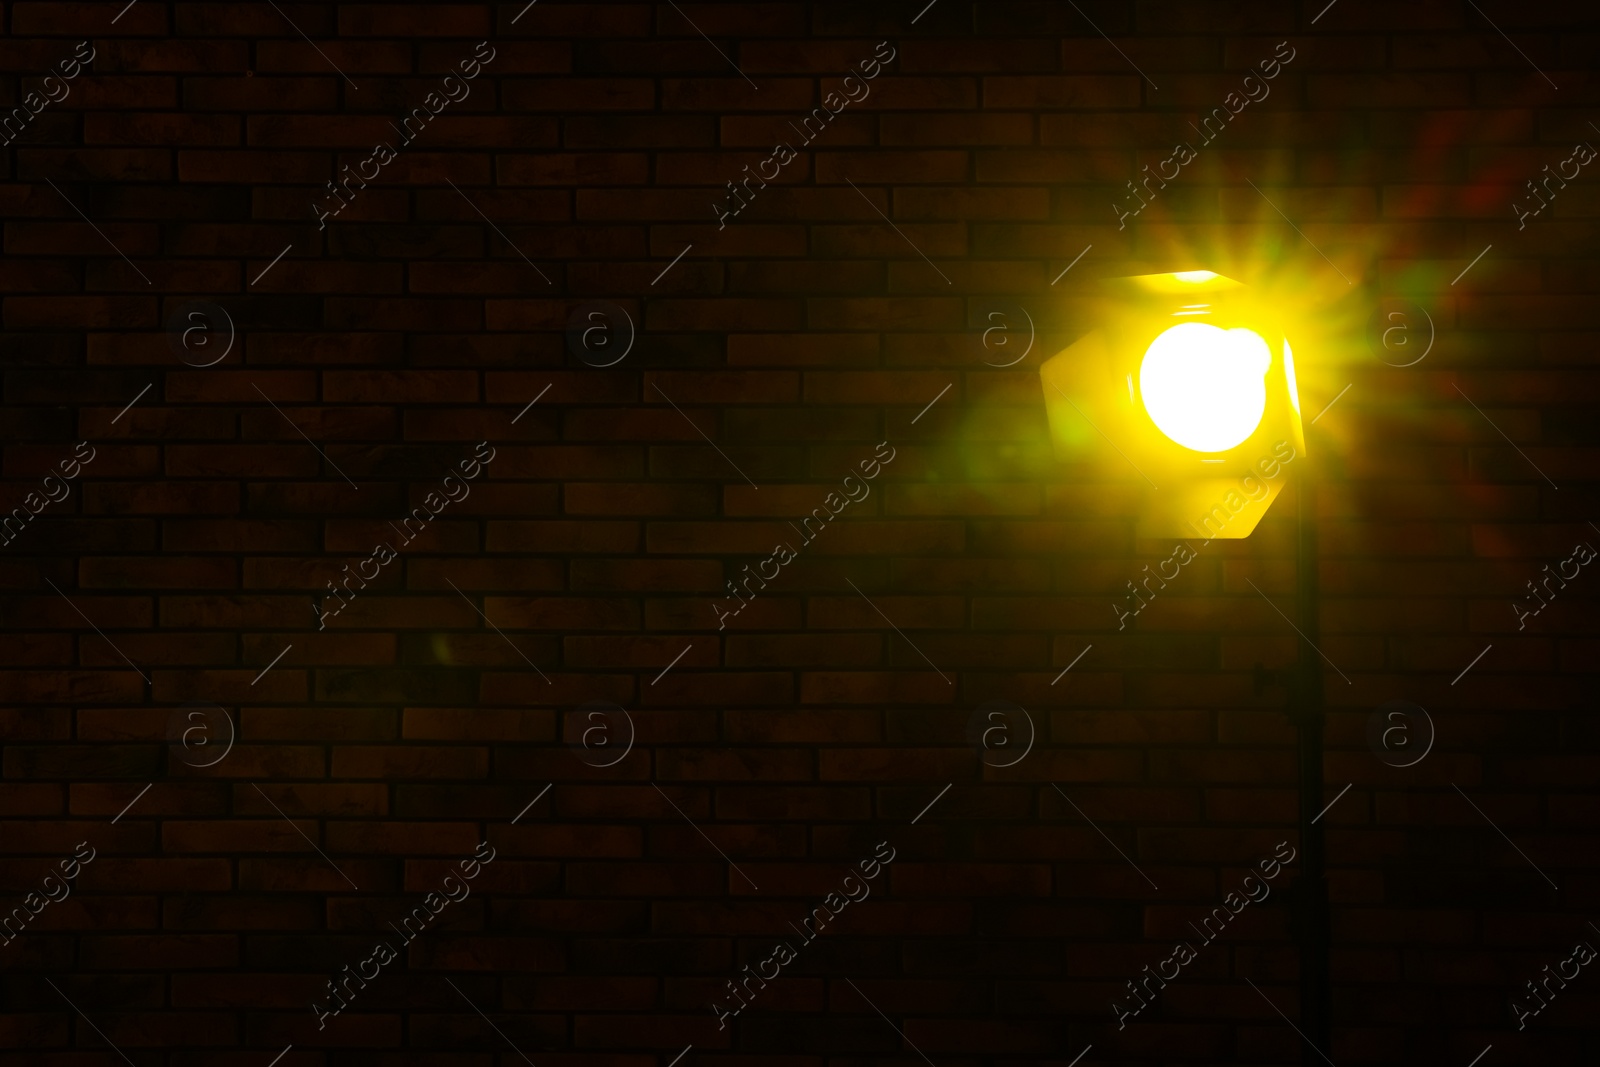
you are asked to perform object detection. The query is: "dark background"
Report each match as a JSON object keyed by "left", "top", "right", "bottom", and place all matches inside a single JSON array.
[{"left": 1, "top": 1, "right": 1597, "bottom": 1063}]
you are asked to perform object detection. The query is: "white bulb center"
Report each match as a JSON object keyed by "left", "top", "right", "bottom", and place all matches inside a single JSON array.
[{"left": 1139, "top": 322, "right": 1270, "bottom": 453}]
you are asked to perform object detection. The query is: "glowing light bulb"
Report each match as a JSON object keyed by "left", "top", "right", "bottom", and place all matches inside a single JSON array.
[
  {"left": 1172, "top": 270, "right": 1219, "bottom": 283},
  {"left": 1139, "top": 322, "right": 1271, "bottom": 452}
]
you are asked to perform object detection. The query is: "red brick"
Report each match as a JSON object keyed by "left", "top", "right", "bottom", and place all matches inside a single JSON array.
[{"left": 0, "top": 9, "right": 1589, "bottom": 1061}]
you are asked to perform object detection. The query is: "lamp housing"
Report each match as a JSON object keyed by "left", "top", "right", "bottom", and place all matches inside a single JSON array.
[{"left": 1040, "top": 270, "right": 1306, "bottom": 540}]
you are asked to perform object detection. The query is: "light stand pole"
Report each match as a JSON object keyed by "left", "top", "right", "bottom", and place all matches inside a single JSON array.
[{"left": 1293, "top": 458, "right": 1331, "bottom": 1060}]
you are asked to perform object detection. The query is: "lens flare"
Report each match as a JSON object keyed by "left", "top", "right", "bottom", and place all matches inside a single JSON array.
[{"left": 1139, "top": 322, "right": 1271, "bottom": 452}]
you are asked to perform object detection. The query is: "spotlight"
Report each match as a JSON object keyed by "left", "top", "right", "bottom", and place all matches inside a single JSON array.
[{"left": 1039, "top": 270, "right": 1306, "bottom": 539}]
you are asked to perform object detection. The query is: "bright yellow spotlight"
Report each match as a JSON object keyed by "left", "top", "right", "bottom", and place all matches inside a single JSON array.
[
  {"left": 1139, "top": 323, "right": 1270, "bottom": 453},
  {"left": 1038, "top": 269, "right": 1307, "bottom": 538}
]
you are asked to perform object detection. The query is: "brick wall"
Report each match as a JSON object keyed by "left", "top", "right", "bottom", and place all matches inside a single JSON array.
[{"left": 2, "top": 1, "right": 1596, "bottom": 1064}]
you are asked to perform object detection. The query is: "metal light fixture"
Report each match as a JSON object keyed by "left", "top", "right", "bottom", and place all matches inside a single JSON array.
[
  {"left": 1039, "top": 269, "right": 1305, "bottom": 539},
  {"left": 1040, "top": 267, "right": 1335, "bottom": 1058}
]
